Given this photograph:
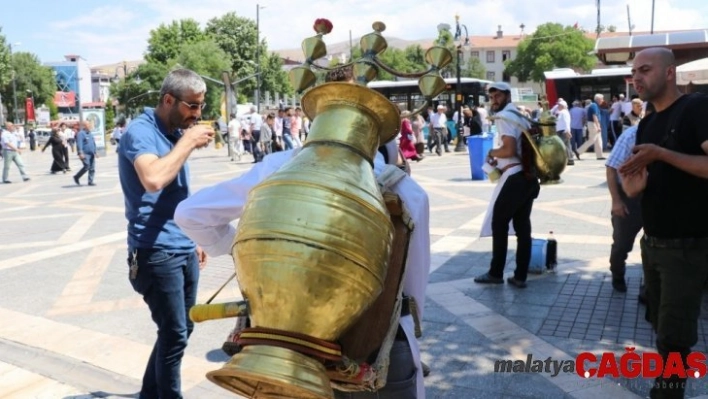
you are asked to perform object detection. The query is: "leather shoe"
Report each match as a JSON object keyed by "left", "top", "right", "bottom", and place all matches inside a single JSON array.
[
  {"left": 612, "top": 277, "right": 627, "bottom": 293},
  {"left": 73, "top": 176, "right": 80, "bottom": 186},
  {"left": 474, "top": 273, "right": 503, "bottom": 284},
  {"left": 421, "top": 361, "right": 431, "bottom": 377},
  {"left": 507, "top": 277, "right": 527, "bottom": 288}
]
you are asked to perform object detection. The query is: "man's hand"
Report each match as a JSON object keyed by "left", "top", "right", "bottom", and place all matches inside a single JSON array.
[
  {"left": 611, "top": 200, "right": 629, "bottom": 218},
  {"left": 619, "top": 144, "right": 664, "bottom": 176},
  {"left": 78, "top": 153, "right": 85, "bottom": 161},
  {"left": 183, "top": 125, "right": 215, "bottom": 150},
  {"left": 196, "top": 246, "right": 208, "bottom": 270},
  {"left": 620, "top": 167, "right": 648, "bottom": 198}
]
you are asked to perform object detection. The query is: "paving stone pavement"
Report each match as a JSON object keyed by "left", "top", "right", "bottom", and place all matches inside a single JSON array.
[{"left": 1, "top": 145, "right": 708, "bottom": 398}]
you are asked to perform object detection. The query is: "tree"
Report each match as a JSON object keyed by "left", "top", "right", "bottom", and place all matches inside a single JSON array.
[
  {"left": 607, "top": 25, "right": 617, "bottom": 33},
  {"left": 462, "top": 57, "right": 486, "bottom": 79},
  {"left": 435, "top": 26, "right": 460, "bottom": 78},
  {"left": 146, "top": 19, "right": 206, "bottom": 65},
  {"left": 104, "top": 98, "right": 115, "bottom": 130},
  {"left": 1, "top": 52, "right": 56, "bottom": 123},
  {"left": 504, "top": 22, "right": 596, "bottom": 83},
  {"left": 110, "top": 61, "right": 169, "bottom": 118},
  {"left": 48, "top": 98, "right": 59, "bottom": 120},
  {"left": 169, "top": 39, "right": 231, "bottom": 119},
  {"left": 205, "top": 12, "right": 291, "bottom": 100},
  {"left": 0, "top": 29, "right": 10, "bottom": 89},
  {"left": 403, "top": 45, "right": 426, "bottom": 68}
]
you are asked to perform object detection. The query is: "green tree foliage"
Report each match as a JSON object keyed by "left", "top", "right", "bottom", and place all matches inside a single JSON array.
[
  {"left": 104, "top": 98, "right": 115, "bottom": 130},
  {"left": 0, "top": 29, "right": 10, "bottom": 88},
  {"left": 146, "top": 19, "right": 206, "bottom": 65},
  {"left": 1, "top": 52, "right": 56, "bottom": 123},
  {"left": 110, "top": 63, "right": 167, "bottom": 118},
  {"left": 505, "top": 22, "right": 596, "bottom": 82},
  {"left": 48, "top": 98, "right": 59, "bottom": 120},
  {"left": 404, "top": 45, "right": 426, "bottom": 67},
  {"left": 205, "top": 12, "right": 291, "bottom": 100},
  {"left": 169, "top": 40, "right": 231, "bottom": 119},
  {"left": 462, "top": 57, "right": 486, "bottom": 79}
]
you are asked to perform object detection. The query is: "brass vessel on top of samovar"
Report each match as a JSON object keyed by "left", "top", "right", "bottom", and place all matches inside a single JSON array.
[{"left": 199, "top": 19, "right": 453, "bottom": 399}]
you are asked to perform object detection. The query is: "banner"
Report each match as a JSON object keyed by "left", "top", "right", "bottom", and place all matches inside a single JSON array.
[
  {"left": 82, "top": 109, "right": 106, "bottom": 151},
  {"left": 54, "top": 91, "right": 76, "bottom": 107},
  {"left": 25, "top": 98, "right": 35, "bottom": 122}
]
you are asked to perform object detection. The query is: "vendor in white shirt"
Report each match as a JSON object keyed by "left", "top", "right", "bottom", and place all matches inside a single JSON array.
[{"left": 474, "top": 82, "right": 541, "bottom": 288}]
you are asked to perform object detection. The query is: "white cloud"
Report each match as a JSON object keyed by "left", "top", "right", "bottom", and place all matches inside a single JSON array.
[{"left": 39, "top": 0, "right": 708, "bottom": 66}]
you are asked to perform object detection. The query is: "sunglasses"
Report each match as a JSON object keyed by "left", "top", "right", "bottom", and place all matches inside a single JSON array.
[{"left": 171, "top": 94, "right": 206, "bottom": 110}]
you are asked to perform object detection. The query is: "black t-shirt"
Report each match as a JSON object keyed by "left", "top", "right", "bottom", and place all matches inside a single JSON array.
[{"left": 636, "top": 94, "right": 708, "bottom": 238}]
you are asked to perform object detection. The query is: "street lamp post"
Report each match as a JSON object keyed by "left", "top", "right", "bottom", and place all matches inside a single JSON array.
[{"left": 453, "top": 15, "right": 470, "bottom": 152}]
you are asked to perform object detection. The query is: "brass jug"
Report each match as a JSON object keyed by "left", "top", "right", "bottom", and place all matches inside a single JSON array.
[
  {"left": 529, "top": 109, "right": 568, "bottom": 184},
  {"left": 206, "top": 82, "right": 400, "bottom": 399}
]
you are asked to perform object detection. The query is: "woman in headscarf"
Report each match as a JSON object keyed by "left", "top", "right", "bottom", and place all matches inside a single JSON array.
[
  {"left": 41, "top": 128, "right": 68, "bottom": 174},
  {"left": 399, "top": 110, "right": 423, "bottom": 162}
]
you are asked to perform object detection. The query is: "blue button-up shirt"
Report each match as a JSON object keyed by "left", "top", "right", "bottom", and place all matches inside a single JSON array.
[{"left": 76, "top": 129, "right": 97, "bottom": 155}]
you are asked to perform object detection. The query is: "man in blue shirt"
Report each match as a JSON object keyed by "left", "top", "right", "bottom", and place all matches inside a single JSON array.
[
  {"left": 73, "top": 122, "right": 98, "bottom": 186},
  {"left": 118, "top": 68, "right": 215, "bottom": 399},
  {"left": 577, "top": 93, "right": 606, "bottom": 160}
]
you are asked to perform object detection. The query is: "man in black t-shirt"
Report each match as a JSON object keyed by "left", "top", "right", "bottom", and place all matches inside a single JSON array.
[{"left": 620, "top": 47, "right": 708, "bottom": 399}]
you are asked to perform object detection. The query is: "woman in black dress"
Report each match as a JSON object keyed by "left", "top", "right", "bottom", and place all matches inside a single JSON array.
[{"left": 41, "top": 128, "right": 68, "bottom": 174}]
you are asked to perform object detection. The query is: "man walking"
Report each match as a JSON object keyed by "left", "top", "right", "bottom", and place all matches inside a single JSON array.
[
  {"left": 73, "top": 122, "right": 98, "bottom": 186},
  {"left": 620, "top": 47, "right": 708, "bottom": 399},
  {"left": 1, "top": 122, "right": 30, "bottom": 183},
  {"left": 117, "top": 68, "right": 214, "bottom": 399},
  {"left": 577, "top": 93, "right": 606, "bottom": 160},
  {"left": 605, "top": 103, "right": 653, "bottom": 294}
]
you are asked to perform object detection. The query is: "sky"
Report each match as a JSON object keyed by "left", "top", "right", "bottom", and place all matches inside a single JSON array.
[{"left": 2, "top": 0, "right": 707, "bottom": 67}]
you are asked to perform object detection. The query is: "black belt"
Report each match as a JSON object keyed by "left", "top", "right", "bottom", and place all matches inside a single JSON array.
[{"left": 642, "top": 234, "right": 708, "bottom": 249}]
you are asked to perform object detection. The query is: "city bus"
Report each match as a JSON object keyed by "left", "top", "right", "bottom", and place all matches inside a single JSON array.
[
  {"left": 543, "top": 67, "right": 635, "bottom": 105},
  {"left": 367, "top": 77, "right": 493, "bottom": 113}
]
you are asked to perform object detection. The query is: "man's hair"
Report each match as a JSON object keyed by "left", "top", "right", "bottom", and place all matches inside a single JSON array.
[
  {"left": 159, "top": 69, "right": 206, "bottom": 103},
  {"left": 325, "top": 65, "right": 354, "bottom": 83},
  {"left": 594, "top": 93, "right": 604, "bottom": 101}
]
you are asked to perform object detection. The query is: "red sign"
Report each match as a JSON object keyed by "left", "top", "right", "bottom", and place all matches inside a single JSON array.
[
  {"left": 54, "top": 91, "right": 76, "bottom": 107},
  {"left": 25, "top": 97, "right": 35, "bottom": 122}
]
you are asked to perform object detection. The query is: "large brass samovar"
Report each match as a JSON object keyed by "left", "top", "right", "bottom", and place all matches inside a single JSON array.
[
  {"left": 199, "top": 19, "right": 452, "bottom": 399},
  {"left": 532, "top": 108, "right": 568, "bottom": 184},
  {"left": 491, "top": 103, "right": 568, "bottom": 184}
]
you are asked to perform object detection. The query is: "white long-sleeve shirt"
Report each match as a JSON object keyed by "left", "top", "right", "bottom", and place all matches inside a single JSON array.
[
  {"left": 555, "top": 109, "right": 571, "bottom": 132},
  {"left": 174, "top": 148, "right": 430, "bottom": 398}
]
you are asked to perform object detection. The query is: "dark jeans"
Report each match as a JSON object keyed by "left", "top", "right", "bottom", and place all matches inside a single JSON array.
[
  {"left": 251, "top": 130, "right": 262, "bottom": 162},
  {"left": 641, "top": 238, "right": 708, "bottom": 399},
  {"left": 570, "top": 128, "right": 584, "bottom": 150},
  {"left": 609, "top": 194, "right": 643, "bottom": 278},
  {"left": 128, "top": 248, "right": 200, "bottom": 399},
  {"left": 489, "top": 172, "right": 540, "bottom": 282},
  {"left": 74, "top": 153, "right": 95, "bottom": 184},
  {"left": 334, "top": 339, "right": 417, "bottom": 399},
  {"left": 611, "top": 120, "right": 623, "bottom": 144},
  {"left": 63, "top": 146, "right": 70, "bottom": 168}
]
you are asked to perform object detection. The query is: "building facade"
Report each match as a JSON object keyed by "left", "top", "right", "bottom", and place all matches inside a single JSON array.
[{"left": 45, "top": 55, "right": 93, "bottom": 119}]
